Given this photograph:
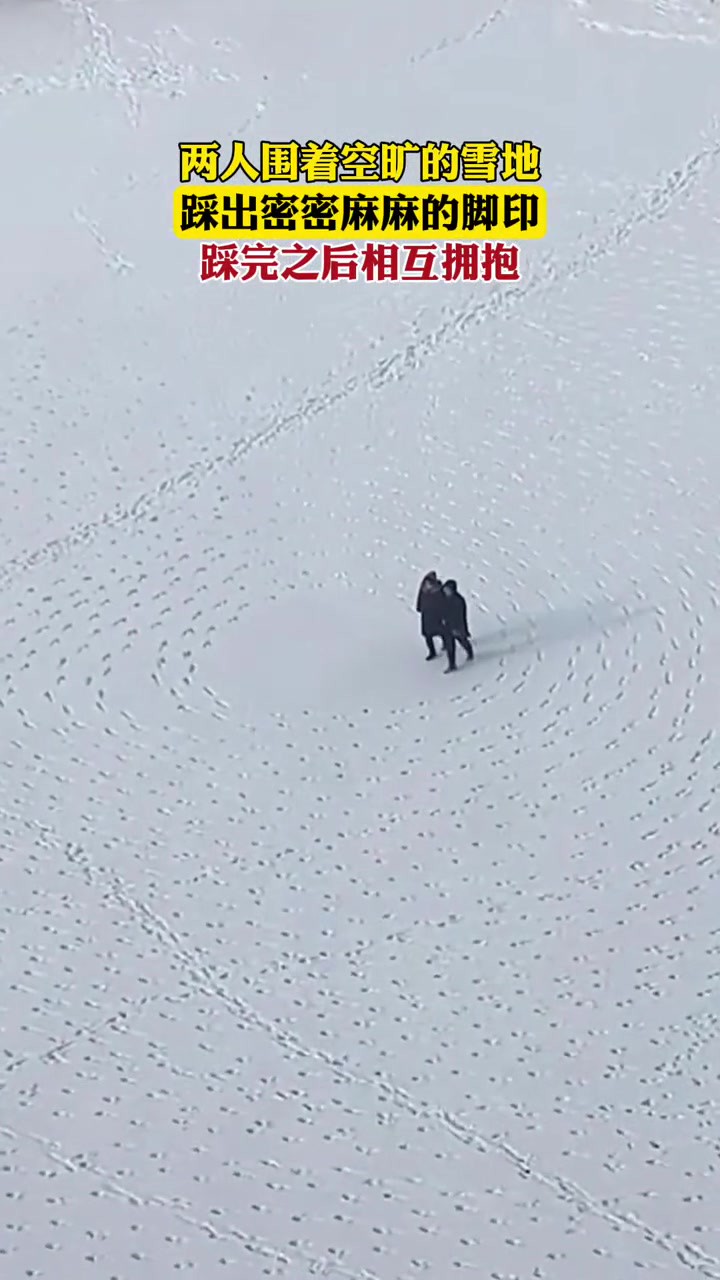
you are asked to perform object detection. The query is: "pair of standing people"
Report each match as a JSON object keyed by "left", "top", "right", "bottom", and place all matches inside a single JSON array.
[{"left": 416, "top": 571, "right": 474, "bottom": 673}]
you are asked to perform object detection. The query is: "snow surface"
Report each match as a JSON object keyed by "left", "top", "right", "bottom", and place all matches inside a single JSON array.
[{"left": 1, "top": 1, "right": 720, "bottom": 1276}]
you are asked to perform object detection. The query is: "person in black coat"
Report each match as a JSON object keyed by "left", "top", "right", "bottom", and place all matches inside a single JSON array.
[
  {"left": 441, "top": 579, "right": 474, "bottom": 672},
  {"left": 416, "top": 571, "right": 446, "bottom": 659},
  {"left": 415, "top": 570, "right": 439, "bottom": 612}
]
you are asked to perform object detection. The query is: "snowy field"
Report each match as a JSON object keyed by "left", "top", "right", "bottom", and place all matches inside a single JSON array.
[{"left": 2, "top": 1, "right": 720, "bottom": 1276}]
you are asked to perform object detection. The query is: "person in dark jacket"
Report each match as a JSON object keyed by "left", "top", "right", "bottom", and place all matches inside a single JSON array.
[
  {"left": 441, "top": 579, "right": 474, "bottom": 672},
  {"left": 415, "top": 571, "right": 440, "bottom": 612},
  {"left": 417, "top": 572, "right": 446, "bottom": 659}
]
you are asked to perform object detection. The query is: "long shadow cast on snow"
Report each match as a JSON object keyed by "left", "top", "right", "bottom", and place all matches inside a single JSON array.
[{"left": 472, "top": 598, "right": 657, "bottom": 663}]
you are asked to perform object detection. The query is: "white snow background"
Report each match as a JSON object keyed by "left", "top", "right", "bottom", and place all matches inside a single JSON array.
[{"left": 1, "top": 1, "right": 720, "bottom": 1277}]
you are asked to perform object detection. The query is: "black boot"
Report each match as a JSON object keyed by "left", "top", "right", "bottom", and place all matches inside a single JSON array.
[{"left": 425, "top": 639, "right": 437, "bottom": 660}]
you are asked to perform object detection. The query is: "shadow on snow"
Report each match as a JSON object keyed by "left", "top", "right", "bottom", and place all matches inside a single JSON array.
[{"left": 472, "top": 598, "right": 657, "bottom": 663}]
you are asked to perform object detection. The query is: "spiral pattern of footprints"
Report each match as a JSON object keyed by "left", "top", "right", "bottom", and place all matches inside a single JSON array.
[{"left": 2, "top": 1, "right": 720, "bottom": 1278}]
